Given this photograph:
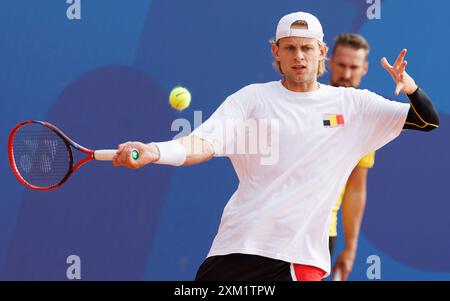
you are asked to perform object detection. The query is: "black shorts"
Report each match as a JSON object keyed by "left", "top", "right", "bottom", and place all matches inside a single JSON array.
[
  {"left": 195, "top": 253, "right": 325, "bottom": 281},
  {"left": 329, "top": 236, "right": 337, "bottom": 257}
]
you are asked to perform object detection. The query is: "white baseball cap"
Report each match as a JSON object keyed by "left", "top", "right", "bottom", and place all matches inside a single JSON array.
[{"left": 275, "top": 12, "right": 324, "bottom": 43}]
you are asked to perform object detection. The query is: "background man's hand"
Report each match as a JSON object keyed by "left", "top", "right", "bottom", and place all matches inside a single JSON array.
[{"left": 332, "top": 248, "right": 356, "bottom": 281}]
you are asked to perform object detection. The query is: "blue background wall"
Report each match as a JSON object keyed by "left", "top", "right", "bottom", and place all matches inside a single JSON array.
[{"left": 1, "top": 0, "right": 449, "bottom": 280}]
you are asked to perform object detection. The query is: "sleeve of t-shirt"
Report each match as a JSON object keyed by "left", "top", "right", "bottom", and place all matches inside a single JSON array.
[
  {"left": 357, "top": 89, "right": 410, "bottom": 155},
  {"left": 189, "top": 87, "right": 252, "bottom": 157}
]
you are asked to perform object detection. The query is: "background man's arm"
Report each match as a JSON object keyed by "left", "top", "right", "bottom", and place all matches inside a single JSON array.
[{"left": 333, "top": 166, "right": 368, "bottom": 280}]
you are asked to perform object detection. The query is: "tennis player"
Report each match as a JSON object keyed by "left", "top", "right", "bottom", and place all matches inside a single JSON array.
[
  {"left": 112, "top": 12, "right": 439, "bottom": 281},
  {"left": 328, "top": 33, "right": 374, "bottom": 281}
]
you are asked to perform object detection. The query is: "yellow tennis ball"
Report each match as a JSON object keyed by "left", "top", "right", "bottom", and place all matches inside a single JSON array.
[{"left": 169, "top": 86, "right": 191, "bottom": 110}]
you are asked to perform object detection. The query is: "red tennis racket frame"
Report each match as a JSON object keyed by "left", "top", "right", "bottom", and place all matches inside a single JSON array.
[{"left": 7, "top": 120, "right": 95, "bottom": 191}]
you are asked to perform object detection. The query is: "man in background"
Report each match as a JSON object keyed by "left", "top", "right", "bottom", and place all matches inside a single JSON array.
[{"left": 328, "top": 33, "right": 374, "bottom": 281}]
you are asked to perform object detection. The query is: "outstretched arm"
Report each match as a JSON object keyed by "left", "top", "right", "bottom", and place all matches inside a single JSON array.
[
  {"left": 381, "top": 49, "right": 439, "bottom": 131},
  {"left": 112, "top": 135, "right": 215, "bottom": 169}
]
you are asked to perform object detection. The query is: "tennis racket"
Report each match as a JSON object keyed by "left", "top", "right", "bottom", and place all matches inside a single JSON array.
[{"left": 7, "top": 120, "right": 139, "bottom": 191}]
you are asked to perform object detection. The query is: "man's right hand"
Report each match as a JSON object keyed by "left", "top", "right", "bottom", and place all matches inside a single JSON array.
[
  {"left": 112, "top": 142, "right": 160, "bottom": 169},
  {"left": 332, "top": 247, "right": 356, "bottom": 281}
]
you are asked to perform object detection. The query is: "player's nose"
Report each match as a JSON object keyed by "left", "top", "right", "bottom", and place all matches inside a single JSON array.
[{"left": 294, "top": 49, "right": 305, "bottom": 61}]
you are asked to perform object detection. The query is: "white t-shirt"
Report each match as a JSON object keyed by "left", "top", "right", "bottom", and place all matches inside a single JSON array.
[{"left": 190, "top": 81, "right": 410, "bottom": 276}]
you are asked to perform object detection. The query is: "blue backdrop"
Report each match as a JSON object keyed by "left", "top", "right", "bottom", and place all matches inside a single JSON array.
[{"left": 1, "top": 0, "right": 449, "bottom": 280}]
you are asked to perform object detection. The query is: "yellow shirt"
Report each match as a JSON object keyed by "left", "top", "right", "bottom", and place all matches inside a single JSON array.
[{"left": 328, "top": 152, "right": 375, "bottom": 237}]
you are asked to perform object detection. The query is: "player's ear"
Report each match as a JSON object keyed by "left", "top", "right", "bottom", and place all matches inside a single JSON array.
[
  {"left": 271, "top": 42, "right": 280, "bottom": 60},
  {"left": 319, "top": 43, "right": 328, "bottom": 60}
]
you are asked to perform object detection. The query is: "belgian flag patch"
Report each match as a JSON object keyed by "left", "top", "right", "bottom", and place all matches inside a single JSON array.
[{"left": 323, "top": 114, "right": 345, "bottom": 128}]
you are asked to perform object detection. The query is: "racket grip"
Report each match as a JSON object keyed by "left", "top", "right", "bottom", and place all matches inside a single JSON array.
[
  {"left": 94, "top": 150, "right": 117, "bottom": 161},
  {"left": 94, "top": 149, "right": 139, "bottom": 161}
]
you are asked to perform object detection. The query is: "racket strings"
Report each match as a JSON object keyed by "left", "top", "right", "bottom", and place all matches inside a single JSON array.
[{"left": 12, "top": 123, "right": 72, "bottom": 188}]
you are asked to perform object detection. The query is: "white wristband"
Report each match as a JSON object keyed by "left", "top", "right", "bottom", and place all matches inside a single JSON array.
[{"left": 152, "top": 140, "right": 187, "bottom": 166}]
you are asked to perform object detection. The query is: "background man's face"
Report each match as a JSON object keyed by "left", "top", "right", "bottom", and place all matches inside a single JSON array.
[{"left": 329, "top": 45, "right": 368, "bottom": 88}]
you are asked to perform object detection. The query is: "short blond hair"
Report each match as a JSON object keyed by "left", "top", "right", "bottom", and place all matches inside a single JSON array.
[{"left": 271, "top": 20, "right": 327, "bottom": 76}]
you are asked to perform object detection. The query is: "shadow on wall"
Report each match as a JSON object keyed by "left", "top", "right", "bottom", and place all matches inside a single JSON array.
[{"left": 1, "top": 66, "right": 175, "bottom": 280}]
